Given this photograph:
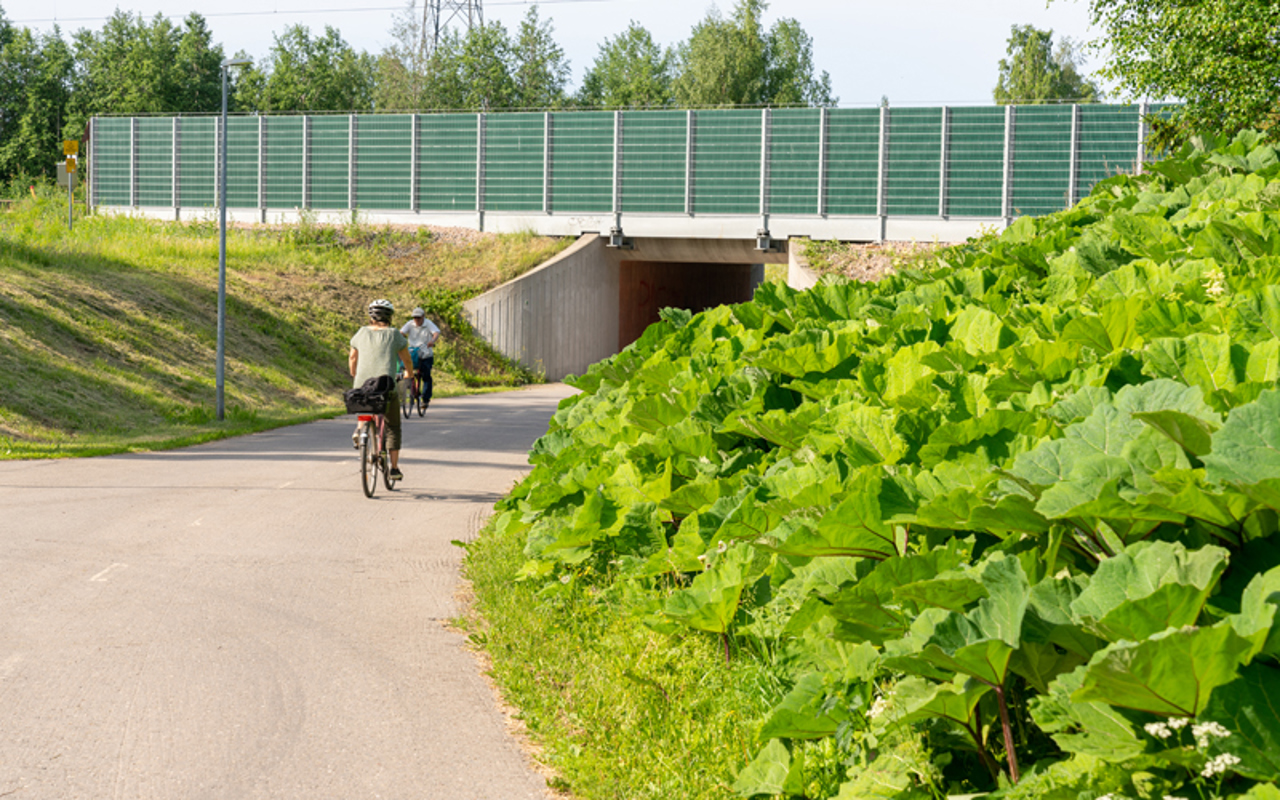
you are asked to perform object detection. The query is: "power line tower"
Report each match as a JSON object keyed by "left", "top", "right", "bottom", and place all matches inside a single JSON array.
[{"left": 423, "top": 0, "right": 483, "bottom": 54}]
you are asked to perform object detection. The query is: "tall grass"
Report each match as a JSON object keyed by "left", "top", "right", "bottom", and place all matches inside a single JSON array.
[{"left": 0, "top": 187, "right": 572, "bottom": 457}]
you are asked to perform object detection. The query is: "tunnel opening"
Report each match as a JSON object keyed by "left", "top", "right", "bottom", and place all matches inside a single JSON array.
[{"left": 618, "top": 261, "right": 760, "bottom": 350}]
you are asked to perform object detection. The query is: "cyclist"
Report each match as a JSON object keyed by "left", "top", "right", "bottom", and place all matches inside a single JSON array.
[
  {"left": 400, "top": 306, "right": 441, "bottom": 409},
  {"left": 350, "top": 299, "right": 415, "bottom": 481}
]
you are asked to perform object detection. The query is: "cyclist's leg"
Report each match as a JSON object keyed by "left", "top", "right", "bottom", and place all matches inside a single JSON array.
[
  {"left": 422, "top": 355, "right": 435, "bottom": 406},
  {"left": 386, "top": 385, "right": 403, "bottom": 474}
]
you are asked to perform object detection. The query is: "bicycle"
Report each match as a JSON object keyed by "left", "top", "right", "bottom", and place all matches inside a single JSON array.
[
  {"left": 355, "top": 408, "right": 399, "bottom": 497},
  {"left": 399, "top": 363, "right": 426, "bottom": 418}
]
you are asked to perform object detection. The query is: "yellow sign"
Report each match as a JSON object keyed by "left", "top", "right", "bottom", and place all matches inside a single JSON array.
[
  {"left": 63, "top": 140, "right": 79, "bottom": 156},
  {"left": 65, "top": 156, "right": 76, "bottom": 172}
]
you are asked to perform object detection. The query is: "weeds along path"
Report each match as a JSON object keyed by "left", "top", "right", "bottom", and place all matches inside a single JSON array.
[{"left": 0, "top": 383, "right": 576, "bottom": 799}]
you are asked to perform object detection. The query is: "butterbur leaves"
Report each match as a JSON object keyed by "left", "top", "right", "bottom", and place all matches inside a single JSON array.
[
  {"left": 662, "top": 544, "right": 753, "bottom": 634},
  {"left": 1199, "top": 663, "right": 1280, "bottom": 782},
  {"left": 1072, "top": 622, "right": 1256, "bottom": 716}
]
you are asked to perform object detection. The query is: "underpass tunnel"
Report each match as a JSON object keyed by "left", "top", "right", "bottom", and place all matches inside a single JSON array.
[{"left": 618, "top": 261, "right": 764, "bottom": 350}]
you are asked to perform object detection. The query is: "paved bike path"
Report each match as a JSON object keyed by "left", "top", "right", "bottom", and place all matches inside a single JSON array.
[{"left": 0, "top": 383, "right": 577, "bottom": 799}]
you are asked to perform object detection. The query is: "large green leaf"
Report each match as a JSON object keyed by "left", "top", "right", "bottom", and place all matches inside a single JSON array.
[
  {"left": 1073, "top": 622, "right": 1256, "bottom": 716},
  {"left": 758, "top": 672, "right": 851, "bottom": 740},
  {"left": 873, "top": 675, "right": 990, "bottom": 733},
  {"left": 758, "top": 469, "right": 905, "bottom": 559},
  {"left": 1199, "top": 663, "right": 1280, "bottom": 782},
  {"left": 1031, "top": 666, "right": 1146, "bottom": 761},
  {"left": 1204, "top": 388, "right": 1280, "bottom": 486},
  {"left": 662, "top": 544, "right": 752, "bottom": 633},
  {"left": 1069, "top": 541, "right": 1229, "bottom": 642},
  {"left": 732, "top": 739, "right": 804, "bottom": 798}
]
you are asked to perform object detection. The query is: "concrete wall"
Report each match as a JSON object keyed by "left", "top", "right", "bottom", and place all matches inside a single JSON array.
[
  {"left": 463, "top": 234, "right": 619, "bottom": 382},
  {"left": 463, "top": 236, "right": 784, "bottom": 381}
]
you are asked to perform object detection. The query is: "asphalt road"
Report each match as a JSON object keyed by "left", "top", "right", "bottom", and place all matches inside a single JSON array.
[{"left": 0, "top": 384, "right": 577, "bottom": 800}]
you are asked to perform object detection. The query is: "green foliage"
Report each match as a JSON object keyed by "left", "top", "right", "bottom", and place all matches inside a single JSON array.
[
  {"left": 673, "top": 0, "right": 834, "bottom": 108},
  {"left": 993, "top": 25, "right": 1101, "bottom": 105},
  {"left": 1085, "top": 0, "right": 1280, "bottom": 146},
  {"left": 577, "top": 22, "right": 675, "bottom": 109},
  {"left": 483, "top": 130, "right": 1280, "bottom": 799},
  {"left": 235, "top": 24, "right": 374, "bottom": 112}
]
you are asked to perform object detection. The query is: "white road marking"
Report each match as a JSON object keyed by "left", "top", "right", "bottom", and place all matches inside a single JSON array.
[{"left": 89, "top": 563, "right": 127, "bottom": 582}]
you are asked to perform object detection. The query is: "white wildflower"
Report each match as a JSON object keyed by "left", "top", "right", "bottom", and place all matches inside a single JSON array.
[
  {"left": 1192, "top": 721, "right": 1231, "bottom": 749},
  {"left": 867, "top": 692, "right": 894, "bottom": 720},
  {"left": 559, "top": 574, "right": 572, "bottom": 584},
  {"left": 1163, "top": 796, "right": 1188, "bottom": 800},
  {"left": 716, "top": 540, "right": 728, "bottom": 554},
  {"left": 1201, "top": 753, "right": 1241, "bottom": 778},
  {"left": 1144, "top": 721, "right": 1173, "bottom": 739},
  {"left": 1167, "top": 717, "right": 1189, "bottom": 730},
  {"left": 696, "top": 554, "right": 709, "bottom": 566},
  {"left": 1203, "top": 267, "right": 1227, "bottom": 299},
  {"left": 865, "top": 318, "right": 882, "bottom": 331}
]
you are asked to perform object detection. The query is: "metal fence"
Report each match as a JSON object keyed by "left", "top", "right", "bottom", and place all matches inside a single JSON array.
[{"left": 89, "top": 104, "right": 1158, "bottom": 229}]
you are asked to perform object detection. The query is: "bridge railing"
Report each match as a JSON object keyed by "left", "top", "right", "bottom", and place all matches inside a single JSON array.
[{"left": 87, "top": 104, "right": 1164, "bottom": 239}]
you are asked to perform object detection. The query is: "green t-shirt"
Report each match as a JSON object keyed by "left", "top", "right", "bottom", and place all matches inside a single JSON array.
[{"left": 350, "top": 326, "right": 409, "bottom": 388}]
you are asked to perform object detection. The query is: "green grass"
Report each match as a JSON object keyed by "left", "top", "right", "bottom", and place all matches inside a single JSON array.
[
  {"left": 462, "top": 510, "right": 783, "bottom": 800},
  {"left": 0, "top": 187, "right": 572, "bottom": 458}
]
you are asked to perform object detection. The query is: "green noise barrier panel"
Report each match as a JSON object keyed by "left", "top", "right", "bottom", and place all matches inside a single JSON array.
[
  {"left": 768, "top": 108, "right": 821, "bottom": 216},
  {"left": 692, "top": 109, "right": 761, "bottom": 215},
  {"left": 946, "top": 107, "right": 1005, "bottom": 218},
  {"left": 91, "top": 104, "right": 1162, "bottom": 226},
  {"left": 135, "top": 118, "right": 173, "bottom": 207},
  {"left": 484, "top": 113, "right": 544, "bottom": 213},
  {"left": 178, "top": 117, "right": 216, "bottom": 209},
  {"left": 418, "top": 114, "right": 477, "bottom": 212},
  {"left": 356, "top": 115, "right": 413, "bottom": 211},
  {"left": 264, "top": 116, "right": 304, "bottom": 210},
  {"left": 550, "top": 111, "right": 613, "bottom": 213},
  {"left": 886, "top": 108, "right": 943, "bottom": 216},
  {"left": 620, "top": 110, "right": 686, "bottom": 214},
  {"left": 1011, "top": 105, "right": 1073, "bottom": 217}
]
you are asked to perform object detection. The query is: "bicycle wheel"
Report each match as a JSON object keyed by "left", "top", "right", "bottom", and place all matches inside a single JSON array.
[
  {"left": 360, "top": 429, "right": 378, "bottom": 498},
  {"left": 402, "top": 383, "right": 411, "bottom": 417},
  {"left": 382, "top": 449, "right": 397, "bottom": 491},
  {"left": 416, "top": 379, "right": 425, "bottom": 417}
]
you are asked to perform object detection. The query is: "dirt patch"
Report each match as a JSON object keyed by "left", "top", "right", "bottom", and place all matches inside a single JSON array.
[{"left": 806, "top": 240, "right": 954, "bottom": 282}]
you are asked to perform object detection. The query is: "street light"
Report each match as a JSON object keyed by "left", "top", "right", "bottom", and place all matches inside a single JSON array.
[{"left": 216, "top": 57, "right": 252, "bottom": 422}]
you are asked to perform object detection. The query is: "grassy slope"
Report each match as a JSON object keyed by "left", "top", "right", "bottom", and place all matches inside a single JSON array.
[{"left": 0, "top": 190, "right": 571, "bottom": 457}]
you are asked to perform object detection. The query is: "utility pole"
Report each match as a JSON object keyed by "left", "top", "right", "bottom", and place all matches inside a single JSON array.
[{"left": 422, "top": 0, "right": 483, "bottom": 55}]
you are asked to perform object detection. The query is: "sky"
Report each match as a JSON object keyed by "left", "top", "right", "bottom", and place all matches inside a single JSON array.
[{"left": 8, "top": 0, "right": 1120, "bottom": 107}]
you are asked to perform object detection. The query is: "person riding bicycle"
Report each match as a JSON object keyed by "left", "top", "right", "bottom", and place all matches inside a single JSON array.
[
  {"left": 400, "top": 306, "right": 441, "bottom": 409},
  {"left": 350, "top": 299, "right": 415, "bottom": 481}
]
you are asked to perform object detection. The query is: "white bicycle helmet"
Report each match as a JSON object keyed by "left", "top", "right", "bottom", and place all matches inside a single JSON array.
[{"left": 367, "top": 298, "right": 394, "bottom": 322}]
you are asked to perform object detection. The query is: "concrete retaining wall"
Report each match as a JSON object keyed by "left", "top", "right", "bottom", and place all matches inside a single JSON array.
[
  {"left": 463, "top": 236, "right": 786, "bottom": 381},
  {"left": 463, "top": 234, "right": 619, "bottom": 382}
]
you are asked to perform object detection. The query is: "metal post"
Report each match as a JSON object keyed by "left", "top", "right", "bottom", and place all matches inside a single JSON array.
[
  {"left": 1002, "top": 104, "right": 1015, "bottom": 224},
  {"left": 348, "top": 114, "right": 356, "bottom": 212},
  {"left": 759, "top": 108, "right": 771, "bottom": 227},
  {"left": 612, "top": 110, "right": 622, "bottom": 225},
  {"left": 476, "top": 112, "right": 486, "bottom": 230},
  {"left": 1068, "top": 105, "right": 1080, "bottom": 207},
  {"left": 939, "top": 106, "right": 950, "bottom": 218},
  {"left": 684, "top": 109, "right": 694, "bottom": 216},
  {"left": 258, "top": 115, "right": 266, "bottom": 222},
  {"left": 817, "top": 107, "right": 828, "bottom": 217},
  {"left": 217, "top": 70, "right": 228, "bottom": 422},
  {"left": 543, "top": 111, "right": 552, "bottom": 215},
  {"left": 1137, "top": 101, "right": 1150, "bottom": 175},
  {"left": 877, "top": 105, "right": 888, "bottom": 241},
  {"left": 216, "top": 57, "right": 250, "bottom": 423},
  {"left": 302, "top": 116, "right": 310, "bottom": 209},
  {"left": 172, "top": 117, "right": 180, "bottom": 216},
  {"left": 86, "top": 118, "right": 94, "bottom": 212},
  {"left": 68, "top": 168, "right": 73, "bottom": 230},
  {"left": 410, "top": 114, "right": 419, "bottom": 213},
  {"left": 129, "top": 117, "right": 137, "bottom": 208}
]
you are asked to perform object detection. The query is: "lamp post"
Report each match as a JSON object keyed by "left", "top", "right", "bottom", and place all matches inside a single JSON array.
[{"left": 217, "top": 57, "right": 252, "bottom": 422}]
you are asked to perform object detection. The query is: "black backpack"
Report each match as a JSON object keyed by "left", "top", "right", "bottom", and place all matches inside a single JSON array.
[{"left": 343, "top": 374, "right": 396, "bottom": 414}]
